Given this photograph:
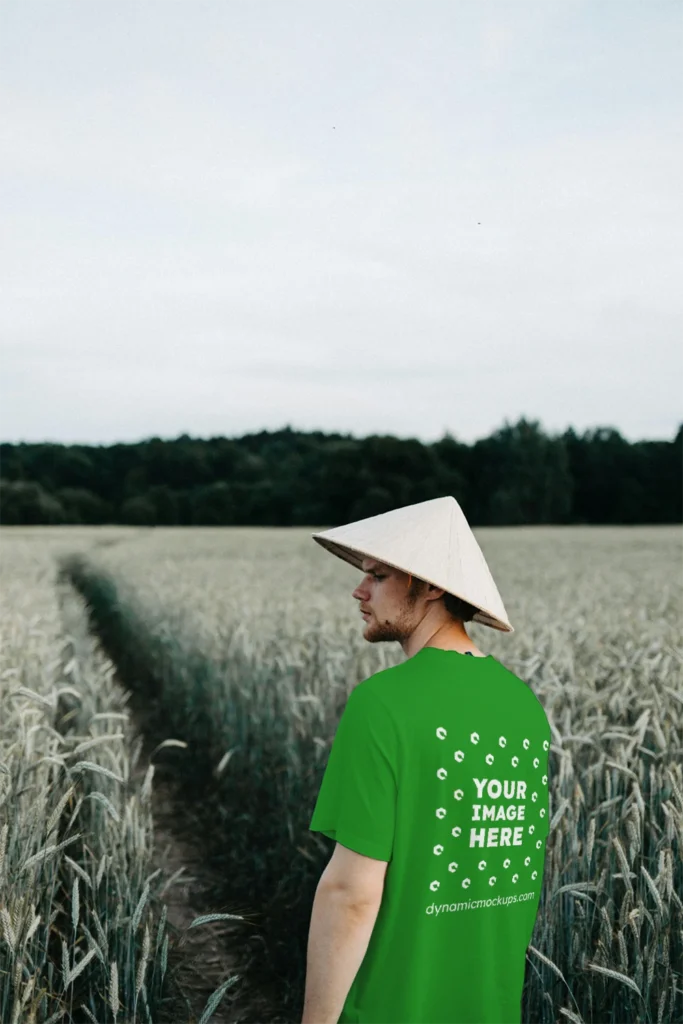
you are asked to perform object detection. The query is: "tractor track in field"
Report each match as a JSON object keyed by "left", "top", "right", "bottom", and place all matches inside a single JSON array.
[
  {"left": 56, "top": 566, "right": 287, "bottom": 1024},
  {"left": 126, "top": 720, "right": 278, "bottom": 1024},
  {"left": 126, "top": 737, "right": 240, "bottom": 1024}
]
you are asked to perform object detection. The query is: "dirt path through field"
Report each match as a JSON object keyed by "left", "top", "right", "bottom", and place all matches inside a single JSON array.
[
  {"left": 130, "top": 752, "right": 240, "bottom": 1024},
  {"left": 55, "top": 563, "right": 289, "bottom": 1023},
  {"left": 126, "top": 709, "right": 283, "bottom": 1024}
]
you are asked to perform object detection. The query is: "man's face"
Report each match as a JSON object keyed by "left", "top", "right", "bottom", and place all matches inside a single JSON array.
[{"left": 351, "top": 558, "right": 424, "bottom": 644}]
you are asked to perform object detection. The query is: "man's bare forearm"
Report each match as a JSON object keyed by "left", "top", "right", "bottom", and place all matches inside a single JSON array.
[{"left": 302, "top": 884, "right": 381, "bottom": 1024}]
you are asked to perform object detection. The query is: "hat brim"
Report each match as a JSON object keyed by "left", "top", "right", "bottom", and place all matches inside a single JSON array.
[{"left": 312, "top": 535, "right": 514, "bottom": 633}]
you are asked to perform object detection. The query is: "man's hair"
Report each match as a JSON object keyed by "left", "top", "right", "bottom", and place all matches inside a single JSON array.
[{"left": 406, "top": 574, "right": 478, "bottom": 623}]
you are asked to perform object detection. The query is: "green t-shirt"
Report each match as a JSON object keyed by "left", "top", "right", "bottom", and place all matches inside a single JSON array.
[{"left": 309, "top": 647, "right": 552, "bottom": 1024}]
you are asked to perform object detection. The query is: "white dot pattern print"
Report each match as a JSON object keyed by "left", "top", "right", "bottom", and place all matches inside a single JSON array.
[{"left": 431, "top": 722, "right": 550, "bottom": 897}]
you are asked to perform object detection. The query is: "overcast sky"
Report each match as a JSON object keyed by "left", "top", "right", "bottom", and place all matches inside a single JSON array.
[{"left": 1, "top": 0, "right": 681, "bottom": 448}]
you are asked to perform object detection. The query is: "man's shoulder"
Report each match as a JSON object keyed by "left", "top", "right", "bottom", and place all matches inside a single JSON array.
[{"left": 353, "top": 657, "right": 415, "bottom": 706}]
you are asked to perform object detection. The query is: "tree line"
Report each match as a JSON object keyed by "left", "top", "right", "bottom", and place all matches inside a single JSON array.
[{"left": 0, "top": 417, "right": 681, "bottom": 527}]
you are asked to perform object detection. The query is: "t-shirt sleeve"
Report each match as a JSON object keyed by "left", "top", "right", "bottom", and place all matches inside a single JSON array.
[{"left": 309, "top": 684, "right": 397, "bottom": 862}]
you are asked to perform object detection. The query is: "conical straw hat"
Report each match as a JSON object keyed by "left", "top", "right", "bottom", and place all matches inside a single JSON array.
[{"left": 312, "top": 495, "right": 513, "bottom": 633}]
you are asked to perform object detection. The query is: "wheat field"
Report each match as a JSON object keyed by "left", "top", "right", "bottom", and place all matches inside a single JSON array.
[{"left": 1, "top": 524, "right": 681, "bottom": 1023}]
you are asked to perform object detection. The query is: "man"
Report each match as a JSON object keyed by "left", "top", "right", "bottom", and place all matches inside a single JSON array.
[{"left": 303, "top": 496, "right": 551, "bottom": 1024}]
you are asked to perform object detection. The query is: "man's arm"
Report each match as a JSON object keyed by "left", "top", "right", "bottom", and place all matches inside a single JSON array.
[{"left": 301, "top": 883, "right": 382, "bottom": 1024}]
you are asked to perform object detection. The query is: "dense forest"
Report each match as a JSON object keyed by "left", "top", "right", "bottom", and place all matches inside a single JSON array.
[{"left": 1, "top": 417, "right": 681, "bottom": 527}]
